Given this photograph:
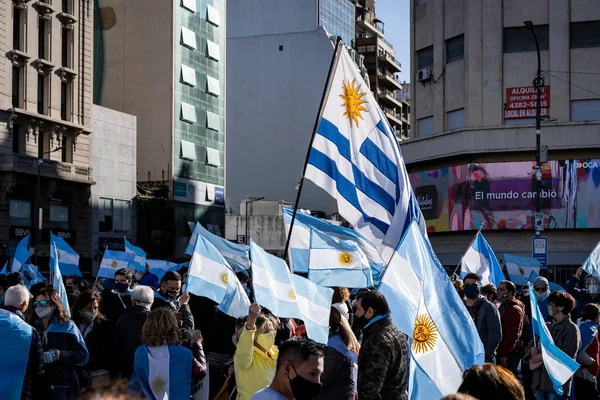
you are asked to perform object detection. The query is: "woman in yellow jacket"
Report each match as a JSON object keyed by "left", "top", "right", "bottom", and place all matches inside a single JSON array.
[{"left": 234, "top": 302, "right": 279, "bottom": 400}]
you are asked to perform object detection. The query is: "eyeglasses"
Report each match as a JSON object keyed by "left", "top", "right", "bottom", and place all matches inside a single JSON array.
[
  {"left": 534, "top": 287, "right": 548, "bottom": 293},
  {"left": 33, "top": 300, "right": 49, "bottom": 308}
]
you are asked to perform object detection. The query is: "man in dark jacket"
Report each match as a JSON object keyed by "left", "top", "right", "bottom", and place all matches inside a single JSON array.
[
  {"left": 463, "top": 273, "right": 502, "bottom": 363},
  {"left": 101, "top": 268, "right": 133, "bottom": 324},
  {"left": 355, "top": 290, "right": 408, "bottom": 400},
  {"left": 567, "top": 266, "right": 600, "bottom": 316},
  {"left": 2, "top": 284, "right": 44, "bottom": 400},
  {"left": 152, "top": 271, "right": 194, "bottom": 330},
  {"left": 496, "top": 280, "right": 524, "bottom": 375},
  {"left": 115, "top": 285, "right": 154, "bottom": 378}
]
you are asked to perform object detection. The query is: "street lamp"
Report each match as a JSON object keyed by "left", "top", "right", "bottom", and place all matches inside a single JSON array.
[
  {"left": 524, "top": 21, "right": 546, "bottom": 235},
  {"left": 35, "top": 145, "right": 65, "bottom": 264},
  {"left": 245, "top": 196, "right": 264, "bottom": 244}
]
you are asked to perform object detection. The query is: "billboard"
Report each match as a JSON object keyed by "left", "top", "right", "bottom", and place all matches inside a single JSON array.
[
  {"left": 409, "top": 159, "right": 600, "bottom": 232},
  {"left": 504, "top": 86, "right": 550, "bottom": 119}
]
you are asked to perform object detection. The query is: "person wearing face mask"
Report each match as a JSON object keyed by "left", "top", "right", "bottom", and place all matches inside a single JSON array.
[
  {"left": 354, "top": 290, "right": 409, "bottom": 400},
  {"left": 100, "top": 268, "right": 134, "bottom": 325},
  {"left": 152, "top": 271, "right": 195, "bottom": 331},
  {"left": 72, "top": 290, "right": 116, "bottom": 390},
  {"left": 234, "top": 302, "right": 279, "bottom": 400},
  {"left": 32, "top": 286, "right": 89, "bottom": 399},
  {"left": 573, "top": 303, "right": 600, "bottom": 398},
  {"left": 496, "top": 280, "right": 525, "bottom": 375},
  {"left": 463, "top": 273, "right": 502, "bottom": 363},
  {"left": 115, "top": 285, "right": 155, "bottom": 379},
  {"left": 567, "top": 267, "right": 600, "bottom": 316},
  {"left": 0, "top": 284, "right": 44, "bottom": 400},
  {"left": 252, "top": 338, "right": 324, "bottom": 400}
]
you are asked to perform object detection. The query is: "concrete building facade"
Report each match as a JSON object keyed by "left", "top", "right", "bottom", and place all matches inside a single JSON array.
[
  {"left": 1, "top": 0, "right": 94, "bottom": 272},
  {"left": 407, "top": 0, "right": 600, "bottom": 281}
]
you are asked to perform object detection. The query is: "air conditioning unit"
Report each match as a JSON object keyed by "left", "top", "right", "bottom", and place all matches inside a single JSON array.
[{"left": 417, "top": 68, "right": 432, "bottom": 82}]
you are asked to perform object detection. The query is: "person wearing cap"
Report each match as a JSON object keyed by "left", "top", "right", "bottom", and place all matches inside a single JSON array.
[
  {"left": 574, "top": 303, "right": 600, "bottom": 398},
  {"left": 567, "top": 266, "right": 600, "bottom": 316}
]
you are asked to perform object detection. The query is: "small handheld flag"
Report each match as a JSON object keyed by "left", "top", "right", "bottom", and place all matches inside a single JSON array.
[
  {"left": 460, "top": 232, "right": 505, "bottom": 287},
  {"left": 582, "top": 241, "right": 600, "bottom": 283},
  {"left": 124, "top": 238, "right": 147, "bottom": 272},
  {"left": 98, "top": 250, "right": 134, "bottom": 279},
  {"left": 12, "top": 234, "right": 32, "bottom": 272},
  {"left": 50, "top": 233, "right": 81, "bottom": 277},
  {"left": 504, "top": 253, "right": 541, "bottom": 286},
  {"left": 50, "top": 244, "right": 71, "bottom": 316}
]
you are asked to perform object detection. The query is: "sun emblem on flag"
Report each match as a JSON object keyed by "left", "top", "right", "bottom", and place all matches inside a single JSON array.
[
  {"left": 289, "top": 290, "right": 296, "bottom": 299},
  {"left": 340, "top": 79, "right": 368, "bottom": 128},
  {"left": 412, "top": 314, "right": 439, "bottom": 353},
  {"left": 338, "top": 251, "right": 353, "bottom": 266},
  {"left": 220, "top": 272, "right": 229, "bottom": 284},
  {"left": 131, "top": 252, "right": 136, "bottom": 257},
  {"left": 111, "top": 261, "right": 118, "bottom": 268},
  {"left": 150, "top": 376, "right": 167, "bottom": 394},
  {"left": 519, "top": 267, "right": 525, "bottom": 276}
]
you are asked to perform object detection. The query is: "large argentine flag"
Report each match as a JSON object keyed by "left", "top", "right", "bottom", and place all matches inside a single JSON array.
[
  {"left": 282, "top": 206, "right": 385, "bottom": 283},
  {"left": 378, "top": 222, "right": 484, "bottom": 398},
  {"left": 304, "top": 45, "right": 423, "bottom": 262},
  {"left": 460, "top": 232, "right": 505, "bottom": 287},
  {"left": 98, "top": 250, "right": 134, "bottom": 279},
  {"left": 50, "top": 233, "right": 81, "bottom": 277},
  {"left": 308, "top": 229, "right": 373, "bottom": 288},
  {"left": 528, "top": 285, "right": 579, "bottom": 394},
  {"left": 250, "top": 240, "right": 333, "bottom": 344},
  {"left": 0, "top": 309, "right": 32, "bottom": 400},
  {"left": 186, "top": 222, "right": 250, "bottom": 270},
  {"left": 187, "top": 234, "right": 250, "bottom": 318},
  {"left": 124, "top": 238, "right": 147, "bottom": 273},
  {"left": 504, "top": 253, "right": 541, "bottom": 286},
  {"left": 12, "top": 234, "right": 32, "bottom": 272},
  {"left": 50, "top": 244, "right": 71, "bottom": 316},
  {"left": 582, "top": 241, "right": 600, "bottom": 283}
]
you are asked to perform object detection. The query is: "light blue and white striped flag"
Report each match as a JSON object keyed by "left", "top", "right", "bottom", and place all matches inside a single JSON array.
[
  {"left": 21, "top": 264, "right": 46, "bottom": 288},
  {"left": 378, "top": 222, "right": 484, "bottom": 398},
  {"left": 582, "top": 241, "right": 600, "bottom": 284},
  {"left": 50, "top": 233, "right": 81, "bottom": 277},
  {"left": 308, "top": 229, "right": 373, "bottom": 288},
  {"left": 282, "top": 206, "right": 385, "bottom": 283},
  {"left": 250, "top": 240, "right": 333, "bottom": 344},
  {"left": 186, "top": 222, "right": 249, "bottom": 270},
  {"left": 124, "top": 238, "right": 147, "bottom": 272},
  {"left": 146, "top": 259, "right": 178, "bottom": 282},
  {"left": 528, "top": 285, "right": 579, "bottom": 394},
  {"left": 460, "top": 232, "right": 505, "bottom": 287},
  {"left": 97, "top": 250, "right": 134, "bottom": 279},
  {"left": 50, "top": 243, "right": 70, "bottom": 316},
  {"left": 0, "top": 262, "right": 7, "bottom": 275},
  {"left": 304, "top": 46, "right": 424, "bottom": 263},
  {"left": 504, "top": 253, "right": 541, "bottom": 286},
  {"left": 187, "top": 234, "right": 250, "bottom": 318},
  {"left": 12, "top": 234, "right": 32, "bottom": 272}
]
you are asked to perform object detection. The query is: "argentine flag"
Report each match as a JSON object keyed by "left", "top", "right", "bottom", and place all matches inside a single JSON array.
[
  {"left": 12, "top": 234, "right": 32, "bottom": 272},
  {"left": 282, "top": 206, "right": 385, "bottom": 283},
  {"left": 186, "top": 222, "right": 249, "bottom": 270},
  {"left": 378, "top": 222, "right": 484, "bottom": 397},
  {"left": 187, "top": 234, "right": 250, "bottom": 318},
  {"left": 98, "top": 250, "right": 134, "bottom": 279},
  {"left": 124, "top": 237, "right": 147, "bottom": 272},
  {"left": 0, "top": 309, "right": 33, "bottom": 399},
  {"left": 146, "top": 259, "right": 178, "bottom": 282},
  {"left": 21, "top": 264, "right": 46, "bottom": 288},
  {"left": 582, "top": 241, "right": 600, "bottom": 283},
  {"left": 50, "top": 244, "right": 71, "bottom": 316},
  {"left": 250, "top": 240, "right": 333, "bottom": 344},
  {"left": 460, "top": 232, "right": 505, "bottom": 287},
  {"left": 308, "top": 229, "right": 373, "bottom": 288},
  {"left": 50, "top": 233, "right": 81, "bottom": 277},
  {"left": 528, "top": 285, "right": 579, "bottom": 394},
  {"left": 504, "top": 253, "right": 541, "bottom": 286},
  {"left": 0, "top": 262, "right": 6, "bottom": 275},
  {"left": 304, "top": 44, "right": 423, "bottom": 262}
]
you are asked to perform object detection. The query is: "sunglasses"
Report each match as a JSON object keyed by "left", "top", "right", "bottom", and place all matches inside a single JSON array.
[
  {"left": 33, "top": 300, "right": 49, "bottom": 308},
  {"left": 534, "top": 287, "right": 548, "bottom": 293}
]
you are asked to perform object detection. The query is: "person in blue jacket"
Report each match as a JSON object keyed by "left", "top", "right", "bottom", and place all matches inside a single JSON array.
[{"left": 566, "top": 267, "right": 600, "bottom": 316}]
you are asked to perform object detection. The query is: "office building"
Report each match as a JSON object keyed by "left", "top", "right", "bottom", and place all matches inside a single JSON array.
[
  {"left": 1, "top": 0, "right": 94, "bottom": 271},
  {"left": 406, "top": 0, "right": 600, "bottom": 281}
]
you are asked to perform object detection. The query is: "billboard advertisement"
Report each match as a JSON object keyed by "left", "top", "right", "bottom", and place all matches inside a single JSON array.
[
  {"left": 504, "top": 86, "right": 550, "bottom": 119},
  {"left": 409, "top": 159, "right": 600, "bottom": 232}
]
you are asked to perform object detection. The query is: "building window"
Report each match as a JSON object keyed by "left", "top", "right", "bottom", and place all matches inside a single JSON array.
[
  {"left": 37, "top": 74, "right": 49, "bottom": 115},
  {"left": 417, "top": 116, "right": 434, "bottom": 137},
  {"left": 12, "top": 66, "right": 24, "bottom": 108},
  {"left": 446, "top": 108, "right": 465, "bottom": 130},
  {"left": 180, "top": 64, "right": 196, "bottom": 86},
  {"left": 61, "top": 27, "right": 73, "bottom": 68},
  {"left": 206, "top": 4, "right": 221, "bottom": 26},
  {"left": 38, "top": 17, "right": 51, "bottom": 60},
  {"left": 49, "top": 203, "right": 69, "bottom": 230},
  {"left": 180, "top": 102, "right": 197, "bottom": 123},
  {"left": 417, "top": 0, "right": 430, "bottom": 4},
  {"left": 62, "top": 0, "right": 74, "bottom": 14},
  {"left": 445, "top": 35, "right": 464, "bottom": 63},
  {"left": 181, "top": 27, "right": 197, "bottom": 49},
  {"left": 570, "top": 21, "right": 600, "bottom": 49},
  {"left": 417, "top": 46, "right": 433, "bottom": 70},
  {"left": 61, "top": 135, "right": 73, "bottom": 163},
  {"left": 180, "top": 140, "right": 196, "bottom": 161},
  {"left": 206, "top": 75, "right": 220, "bottom": 97},
  {"left": 205, "top": 147, "right": 221, "bottom": 167},
  {"left": 99, "top": 198, "right": 131, "bottom": 233},
  {"left": 38, "top": 130, "right": 51, "bottom": 158},
  {"left": 206, "top": 111, "right": 219, "bottom": 131},
  {"left": 503, "top": 26, "right": 549, "bottom": 53},
  {"left": 61, "top": 81, "right": 72, "bottom": 121},
  {"left": 571, "top": 99, "right": 600, "bottom": 121},
  {"left": 12, "top": 124, "right": 25, "bottom": 154},
  {"left": 206, "top": 40, "right": 220, "bottom": 61},
  {"left": 13, "top": 6, "right": 26, "bottom": 51},
  {"left": 181, "top": 0, "right": 196, "bottom": 13},
  {"left": 9, "top": 199, "right": 32, "bottom": 226}
]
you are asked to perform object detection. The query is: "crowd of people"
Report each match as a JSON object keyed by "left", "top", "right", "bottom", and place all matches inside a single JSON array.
[{"left": 1, "top": 263, "right": 599, "bottom": 400}]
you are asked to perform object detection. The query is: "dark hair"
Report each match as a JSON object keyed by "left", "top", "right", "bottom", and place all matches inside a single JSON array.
[
  {"left": 458, "top": 363, "right": 524, "bottom": 400},
  {"left": 276, "top": 338, "right": 324, "bottom": 371},
  {"left": 441, "top": 394, "right": 478, "bottom": 400},
  {"left": 332, "top": 287, "right": 350, "bottom": 304},
  {"left": 72, "top": 291, "right": 102, "bottom": 326},
  {"left": 5, "top": 272, "right": 25, "bottom": 288},
  {"left": 499, "top": 280, "right": 516, "bottom": 295},
  {"left": 356, "top": 290, "right": 390, "bottom": 315},
  {"left": 115, "top": 268, "right": 133, "bottom": 281},
  {"left": 37, "top": 287, "right": 70, "bottom": 323},
  {"left": 178, "top": 266, "right": 189, "bottom": 277},
  {"left": 0, "top": 274, "right": 5, "bottom": 290},
  {"left": 463, "top": 273, "right": 481, "bottom": 283},
  {"left": 30, "top": 282, "right": 48, "bottom": 298},
  {"left": 161, "top": 271, "right": 181, "bottom": 284},
  {"left": 549, "top": 291, "right": 576, "bottom": 315},
  {"left": 481, "top": 284, "right": 497, "bottom": 297},
  {"left": 581, "top": 303, "right": 600, "bottom": 321}
]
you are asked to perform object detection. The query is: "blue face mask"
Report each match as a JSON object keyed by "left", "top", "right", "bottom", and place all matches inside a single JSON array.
[{"left": 464, "top": 284, "right": 480, "bottom": 299}]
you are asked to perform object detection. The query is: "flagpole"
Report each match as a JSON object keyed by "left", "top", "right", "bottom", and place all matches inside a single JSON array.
[
  {"left": 283, "top": 36, "right": 344, "bottom": 265},
  {"left": 453, "top": 222, "right": 486, "bottom": 277}
]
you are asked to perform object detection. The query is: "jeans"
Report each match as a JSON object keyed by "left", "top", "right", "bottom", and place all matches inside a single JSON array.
[{"left": 534, "top": 390, "right": 568, "bottom": 400}]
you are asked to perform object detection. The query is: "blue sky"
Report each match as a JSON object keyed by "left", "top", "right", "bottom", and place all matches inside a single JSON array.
[{"left": 377, "top": 0, "right": 410, "bottom": 82}]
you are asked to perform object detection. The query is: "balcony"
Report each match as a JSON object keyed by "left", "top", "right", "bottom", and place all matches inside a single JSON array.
[
  {"left": 377, "top": 71, "right": 403, "bottom": 91},
  {"left": 384, "top": 109, "right": 403, "bottom": 127},
  {"left": 378, "top": 89, "right": 402, "bottom": 109},
  {"left": 0, "top": 153, "right": 93, "bottom": 184},
  {"left": 378, "top": 50, "right": 402, "bottom": 73},
  {"left": 356, "top": 15, "right": 383, "bottom": 37}
]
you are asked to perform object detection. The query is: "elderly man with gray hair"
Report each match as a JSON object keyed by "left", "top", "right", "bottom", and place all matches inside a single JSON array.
[{"left": 114, "top": 285, "right": 154, "bottom": 378}]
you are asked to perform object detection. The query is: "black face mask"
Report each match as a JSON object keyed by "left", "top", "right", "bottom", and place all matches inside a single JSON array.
[
  {"left": 164, "top": 289, "right": 180, "bottom": 301},
  {"left": 354, "top": 313, "right": 371, "bottom": 330},
  {"left": 115, "top": 282, "right": 129, "bottom": 294},
  {"left": 289, "top": 363, "right": 322, "bottom": 400}
]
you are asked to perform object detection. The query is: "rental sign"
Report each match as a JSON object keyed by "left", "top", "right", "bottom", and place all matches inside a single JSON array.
[{"left": 504, "top": 86, "right": 550, "bottom": 119}]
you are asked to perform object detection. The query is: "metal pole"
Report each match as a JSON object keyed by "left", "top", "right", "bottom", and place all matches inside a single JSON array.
[{"left": 35, "top": 159, "right": 41, "bottom": 265}]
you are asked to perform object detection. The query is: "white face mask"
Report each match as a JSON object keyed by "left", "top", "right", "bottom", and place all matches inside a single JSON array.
[{"left": 35, "top": 305, "right": 55, "bottom": 320}]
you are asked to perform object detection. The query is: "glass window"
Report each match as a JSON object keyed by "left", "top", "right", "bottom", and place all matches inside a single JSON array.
[
  {"left": 446, "top": 108, "right": 465, "bottom": 130},
  {"left": 206, "top": 147, "right": 220, "bottom": 167},
  {"left": 206, "top": 40, "right": 220, "bottom": 61},
  {"left": 181, "top": 0, "right": 196, "bottom": 13},
  {"left": 206, "top": 111, "right": 219, "bottom": 131},
  {"left": 418, "top": 116, "right": 434, "bottom": 136},
  {"left": 38, "top": 74, "right": 48, "bottom": 115},
  {"left": 570, "top": 21, "right": 600, "bottom": 48},
  {"left": 99, "top": 198, "right": 131, "bottom": 233},
  {"left": 206, "top": 75, "right": 220, "bottom": 96},
  {"left": 12, "top": 66, "right": 22, "bottom": 108},
  {"left": 445, "top": 35, "right": 464, "bottom": 63},
  {"left": 417, "top": 46, "right": 433, "bottom": 70},
  {"left": 99, "top": 197, "right": 113, "bottom": 232},
  {"left": 571, "top": 99, "right": 600, "bottom": 121},
  {"left": 181, "top": 64, "right": 196, "bottom": 86},
  {"left": 62, "top": 135, "right": 73, "bottom": 163},
  {"left": 181, "top": 102, "right": 197, "bottom": 123},
  {"left": 206, "top": 4, "right": 221, "bottom": 26},
  {"left": 181, "top": 26, "right": 197, "bottom": 49},
  {"left": 503, "top": 26, "right": 549, "bottom": 53},
  {"left": 206, "top": 185, "right": 215, "bottom": 201},
  {"left": 13, "top": 7, "right": 23, "bottom": 51},
  {"left": 50, "top": 204, "right": 69, "bottom": 229},
  {"left": 181, "top": 140, "right": 197, "bottom": 160},
  {"left": 10, "top": 199, "right": 31, "bottom": 222}
]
